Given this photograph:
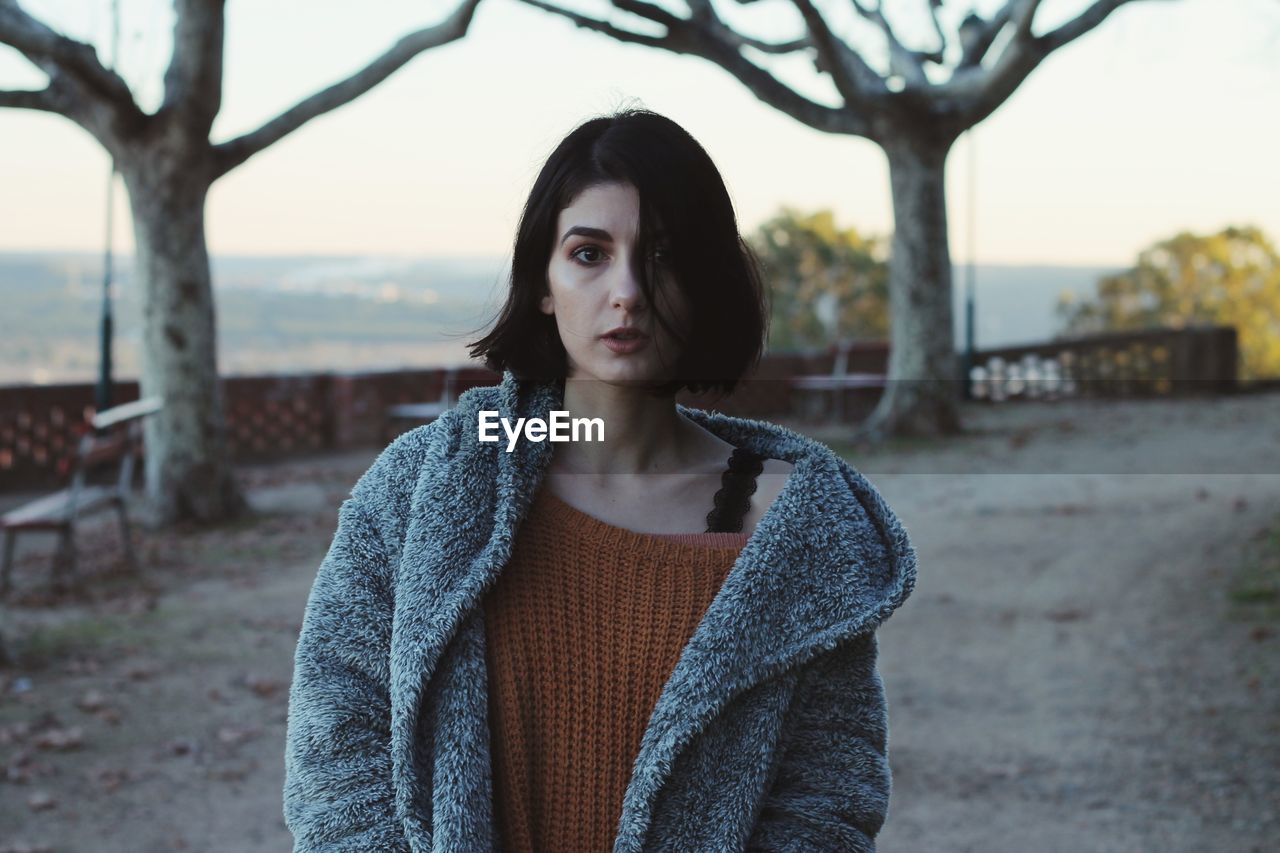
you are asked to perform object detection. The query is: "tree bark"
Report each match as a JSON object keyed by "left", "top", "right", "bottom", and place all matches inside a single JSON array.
[
  {"left": 119, "top": 130, "right": 249, "bottom": 526},
  {"left": 857, "top": 131, "right": 964, "bottom": 441},
  {"left": 2, "top": 0, "right": 481, "bottom": 528}
]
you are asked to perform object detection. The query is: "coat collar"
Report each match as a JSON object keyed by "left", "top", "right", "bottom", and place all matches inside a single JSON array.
[{"left": 395, "top": 369, "right": 917, "bottom": 849}]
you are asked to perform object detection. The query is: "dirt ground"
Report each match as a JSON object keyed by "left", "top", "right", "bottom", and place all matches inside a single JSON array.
[{"left": 1, "top": 390, "right": 1277, "bottom": 853}]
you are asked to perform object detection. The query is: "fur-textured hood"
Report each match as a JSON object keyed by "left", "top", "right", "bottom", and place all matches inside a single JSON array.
[{"left": 284, "top": 370, "right": 918, "bottom": 851}]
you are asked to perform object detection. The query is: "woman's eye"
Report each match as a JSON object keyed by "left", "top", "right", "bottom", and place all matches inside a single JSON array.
[
  {"left": 569, "top": 245, "right": 667, "bottom": 266},
  {"left": 570, "top": 246, "right": 604, "bottom": 265}
]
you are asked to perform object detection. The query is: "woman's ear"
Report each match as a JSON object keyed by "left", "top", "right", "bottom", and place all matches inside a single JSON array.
[{"left": 539, "top": 292, "right": 554, "bottom": 315}]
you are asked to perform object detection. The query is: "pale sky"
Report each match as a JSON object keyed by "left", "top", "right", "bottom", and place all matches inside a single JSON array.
[{"left": 1, "top": 0, "right": 1277, "bottom": 266}]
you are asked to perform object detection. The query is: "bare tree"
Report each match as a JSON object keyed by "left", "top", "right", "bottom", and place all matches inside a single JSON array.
[
  {"left": 514, "top": 0, "right": 1174, "bottom": 439},
  {"left": 0, "top": 0, "right": 482, "bottom": 525}
]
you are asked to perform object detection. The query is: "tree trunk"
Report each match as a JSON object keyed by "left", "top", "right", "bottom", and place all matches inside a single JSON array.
[
  {"left": 857, "top": 133, "right": 964, "bottom": 441},
  {"left": 120, "top": 140, "right": 249, "bottom": 526}
]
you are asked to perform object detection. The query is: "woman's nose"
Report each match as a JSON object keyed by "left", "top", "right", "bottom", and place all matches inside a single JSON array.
[{"left": 609, "top": 257, "right": 647, "bottom": 310}]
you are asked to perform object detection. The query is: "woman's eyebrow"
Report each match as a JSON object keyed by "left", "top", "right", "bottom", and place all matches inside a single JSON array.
[
  {"left": 559, "top": 226, "right": 669, "bottom": 246},
  {"left": 561, "top": 226, "right": 611, "bottom": 246}
]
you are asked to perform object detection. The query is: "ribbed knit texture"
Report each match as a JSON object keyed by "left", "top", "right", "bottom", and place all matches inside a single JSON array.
[{"left": 482, "top": 485, "right": 751, "bottom": 852}]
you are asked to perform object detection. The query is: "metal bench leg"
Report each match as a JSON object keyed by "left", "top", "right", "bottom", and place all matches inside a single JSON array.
[
  {"left": 114, "top": 500, "right": 138, "bottom": 572},
  {"left": 1, "top": 529, "right": 15, "bottom": 599},
  {"left": 52, "top": 524, "right": 76, "bottom": 595}
]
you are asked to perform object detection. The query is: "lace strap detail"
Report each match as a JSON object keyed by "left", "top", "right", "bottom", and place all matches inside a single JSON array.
[{"left": 705, "top": 447, "right": 767, "bottom": 533}]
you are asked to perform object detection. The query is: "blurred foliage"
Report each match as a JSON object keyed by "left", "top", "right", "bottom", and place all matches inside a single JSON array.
[
  {"left": 1056, "top": 225, "right": 1280, "bottom": 379},
  {"left": 746, "top": 208, "right": 889, "bottom": 352}
]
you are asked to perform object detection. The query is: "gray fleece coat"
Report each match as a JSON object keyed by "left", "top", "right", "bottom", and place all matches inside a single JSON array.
[{"left": 283, "top": 370, "right": 918, "bottom": 852}]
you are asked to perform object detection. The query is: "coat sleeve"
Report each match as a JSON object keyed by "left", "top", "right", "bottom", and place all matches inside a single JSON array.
[
  {"left": 282, "top": 496, "right": 411, "bottom": 852},
  {"left": 745, "top": 630, "right": 892, "bottom": 853}
]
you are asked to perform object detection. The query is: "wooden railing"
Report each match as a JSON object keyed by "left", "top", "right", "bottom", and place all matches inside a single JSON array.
[
  {"left": 966, "top": 325, "right": 1239, "bottom": 402},
  {"left": 0, "top": 352, "right": 847, "bottom": 492},
  {"left": 0, "top": 367, "right": 498, "bottom": 492},
  {"left": 0, "top": 326, "right": 1246, "bottom": 491}
]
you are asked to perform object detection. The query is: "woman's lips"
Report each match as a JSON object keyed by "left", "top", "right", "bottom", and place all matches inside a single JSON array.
[{"left": 601, "top": 331, "right": 650, "bottom": 354}]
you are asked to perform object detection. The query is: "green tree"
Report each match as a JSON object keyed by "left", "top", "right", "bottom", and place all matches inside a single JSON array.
[
  {"left": 1056, "top": 225, "right": 1280, "bottom": 379},
  {"left": 748, "top": 208, "right": 889, "bottom": 354}
]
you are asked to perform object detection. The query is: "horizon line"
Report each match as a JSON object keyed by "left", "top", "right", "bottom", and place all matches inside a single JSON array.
[{"left": 0, "top": 247, "right": 1131, "bottom": 270}]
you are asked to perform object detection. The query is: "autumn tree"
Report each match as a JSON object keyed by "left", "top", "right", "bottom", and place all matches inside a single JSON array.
[
  {"left": 748, "top": 208, "right": 888, "bottom": 352},
  {"left": 1057, "top": 225, "right": 1280, "bottom": 380},
  {"left": 0, "top": 0, "right": 482, "bottom": 525},
  {"left": 515, "top": 0, "right": 1175, "bottom": 440}
]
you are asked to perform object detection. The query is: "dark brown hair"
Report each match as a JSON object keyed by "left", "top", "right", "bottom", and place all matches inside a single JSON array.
[{"left": 467, "top": 107, "right": 769, "bottom": 397}]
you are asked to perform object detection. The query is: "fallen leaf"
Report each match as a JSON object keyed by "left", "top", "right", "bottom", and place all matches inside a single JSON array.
[
  {"left": 95, "top": 707, "right": 122, "bottom": 726},
  {"left": 5, "top": 750, "right": 38, "bottom": 783},
  {"left": 216, "top": 725, "right": 262, "bottom": 747},
  {"left": 1045, "top": 608, "right": 1088, "bottom": 622},
  {"left": 125, "top": 663, "right": 158, "bottom": 681},
  {"left": 0, "top": 842, "right": 57, "bottom": 853},
  {"left": 243, "top": 674, "right": 284, "bottom": 699},
  {"left": 26, "top": 791, "right": 56, "bottom": 812},
  {"left": 33, "top": 726, "right": 83, "bottom": 751},
  {"left": 167, "top": 737, "right": 199, "bottom": 757},
  {"left": 75, "top": 689, "right": 109, "bottom": 713},
  {"left": 87, "top": 766, "right": 135, "bottom": 793}
]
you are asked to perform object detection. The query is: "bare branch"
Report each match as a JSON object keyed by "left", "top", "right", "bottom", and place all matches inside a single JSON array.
[
  {"left": 514, "top": 0, "right": 869, "bottom": 137},
  {"left": 0, "top": 0, "right": 141, "bottom": 123},
  {"left": 160, "top": 0, "right": 225, "bottom": 135},
  {"left": 682, "top": 0, "right": 808, "bottom": 55},
  {"left": 1040, "top": 0, "right": 1151, "bottom": 53},
  {"left": 789, "top": 0, "right": 886, "bottom": 109},
  {"left": 211, "top": 0, "right": 482, "bottom": 177},
  {"left": 957, "top": 5, "right": 1015, "bottom": 68},
  {"left": 737, "top": 34, "right": 811, "bottom": 54},
  {"left": 612, "top": 0, "right": 686, "bottom": 30},
  {"left": 1013, "top": 0, "right": 1045, "bottom": 42},
  {"left": 686, "top": 0, "right": 803, "bottom": 55},
  {"left": 960, "top": 31, "right": 1044, "bottom": 124},
  {"left": 693, "top": 22, "right": 871, "bottom": 136},
  {"left": 850, "top": 0, "right": 927, "bottom": 85},
  {"left": 517, "top": 0, "right": 674, "bottom": 48},
  {"left": 0, "top": 86, "right": 59, "bottom": 111},
  {"left": 927, "top": 0, "right": 948, "bottom": 59},
  {"left": 943, "top": 0, "right": 1166, "bottom": 132}
]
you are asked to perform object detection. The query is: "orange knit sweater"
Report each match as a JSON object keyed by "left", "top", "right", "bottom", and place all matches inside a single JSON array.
[{"left": 481, "top": 485, "right": 751, "bottom": 852}]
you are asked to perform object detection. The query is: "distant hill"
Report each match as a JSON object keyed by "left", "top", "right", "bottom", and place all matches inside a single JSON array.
[
  {"left": 951, "top": 263, "right": 1124, "bottom": 350},
  {"left": 0, "top": 251, "right": 1122, "bottom": 385}
]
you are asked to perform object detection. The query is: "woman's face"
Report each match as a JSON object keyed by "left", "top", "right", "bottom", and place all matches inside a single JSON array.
[{"left": 542, "top": 181, "right": 690, "bottom": 387}]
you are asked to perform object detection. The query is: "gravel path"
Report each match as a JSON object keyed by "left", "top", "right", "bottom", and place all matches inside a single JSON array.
[
  {"left": 1, "top": 392, "right": 1277, "bottom": 852},
  {"left": 820, "top": 393, "right": 1280, "bottom": 853}
]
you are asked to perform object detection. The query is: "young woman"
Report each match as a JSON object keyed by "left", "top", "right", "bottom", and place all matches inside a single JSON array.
[{"left": 284, "top": 108, "right": 917, "bottom": 852}]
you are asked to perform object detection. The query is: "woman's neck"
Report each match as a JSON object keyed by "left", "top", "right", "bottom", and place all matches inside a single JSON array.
[{"left": 550, "top": 377, "right": 721, "bottom": 477}]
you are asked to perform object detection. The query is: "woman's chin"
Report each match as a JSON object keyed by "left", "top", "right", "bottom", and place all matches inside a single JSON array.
[{"left": 569, "top": 360, "right": 672, "bottom": 389}]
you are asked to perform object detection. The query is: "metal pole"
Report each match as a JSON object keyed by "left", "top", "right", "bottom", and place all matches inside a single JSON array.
[
  {"left": 95, "top": 0, "right": 121, "bottom": 416},
  {"left": 96, "top": 164, "right": 116, "bottom": 415},
  {"left": 962, "top": 127, "right": 977, "bottom": 400}
]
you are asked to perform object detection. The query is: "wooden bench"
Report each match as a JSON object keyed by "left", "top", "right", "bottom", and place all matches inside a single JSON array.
[
  {"left": 385, "top": 367, "right": 459, "bottom": 436},
  {"left": 0, "top": 396, "right": 163, "bottom": 598},
  {"left": 789, "top": 342, "right": 887, "bottom": 422}
]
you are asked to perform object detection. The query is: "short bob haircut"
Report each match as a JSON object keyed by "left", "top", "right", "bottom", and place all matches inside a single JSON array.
[{"left": 468, "top": 107, "right": 769, "bottom": 398}]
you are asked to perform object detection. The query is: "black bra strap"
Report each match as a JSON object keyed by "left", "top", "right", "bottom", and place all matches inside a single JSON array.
[{"left": 705, "top": 447, "right": 767, "bottom": 533}]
